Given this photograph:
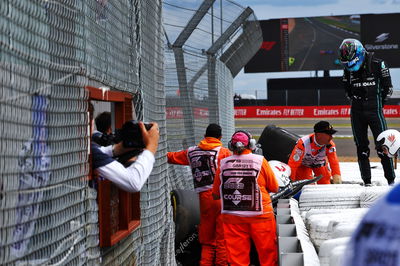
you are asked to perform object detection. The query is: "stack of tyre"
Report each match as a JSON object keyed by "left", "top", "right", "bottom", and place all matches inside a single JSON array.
[{"left": 298, "top": 185, "right": 390, "bottom": 266}]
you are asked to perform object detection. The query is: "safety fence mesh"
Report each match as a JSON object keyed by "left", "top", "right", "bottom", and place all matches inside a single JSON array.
[
  {"left": 1, "top": 1, "right": 92, "bottom": 265},
  {"left": 0, "top": 0, "right": 260, "bottom": 265},
  {"left": 164, "top": 0, "right": 262, "bottom": 191}
]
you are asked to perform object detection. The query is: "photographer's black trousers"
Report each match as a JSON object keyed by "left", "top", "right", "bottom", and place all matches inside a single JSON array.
[{"left": 350, "top": 107, "right": 395, "bottom": 185}]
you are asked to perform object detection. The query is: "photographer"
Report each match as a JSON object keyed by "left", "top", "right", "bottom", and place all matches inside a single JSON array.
[
  {"left": 92, "top": 111, "right": 114, "bottom": 146},
  {"left": 90, "top": 104, "right": 159, "bottom": 193}
]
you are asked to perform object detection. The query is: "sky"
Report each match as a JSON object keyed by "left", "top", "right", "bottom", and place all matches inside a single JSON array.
[{"left": 234, "top": 0, "right": 400, "bottom": 99}]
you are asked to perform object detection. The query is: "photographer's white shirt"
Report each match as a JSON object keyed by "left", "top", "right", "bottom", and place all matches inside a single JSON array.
[{"left": 92, "top": 143, "right": 155, "bottom": 192}]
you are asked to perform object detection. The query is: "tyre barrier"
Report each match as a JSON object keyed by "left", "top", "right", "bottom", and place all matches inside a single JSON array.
[
  {"left": 359, "top": 186, "right": 390, "bottom": 208},
  {"left": 305, "top": 208, "right": 367, "bottom": 251},
  {"left": 318, "top": 237, "right": 350, "bottom": 266},
  {"left": 171, "top": 189, "right": 201, "bottom": 265},
  {"left": 331, "top": 223, "right": 358, "bottom": 239},
  {"left": 299, "top": 184, "right": 364, "bottom": 212},
  {"left": 303, "top": 208, "right": 367, "bottom": 231},
  {"left": 328, "top": 245, "right": 347, "bottom": 266},
  {"left": 257, "top": 125, "right": 300, "bottom": 164}
]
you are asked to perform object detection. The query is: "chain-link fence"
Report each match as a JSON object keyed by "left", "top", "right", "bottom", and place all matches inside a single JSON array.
[
  {"left": 164, "top": 0, "right": 262, "bottom": 190},
  {"left": 0, "top": 0, "right": 261, "bottom": 265}
]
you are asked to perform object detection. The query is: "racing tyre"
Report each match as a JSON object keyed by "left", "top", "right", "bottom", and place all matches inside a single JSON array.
[
  {"left": 171, "top": 189, "right": 201, "bottom": 265},
  {"left": 257, "top": 125, "right": 300, "bottom": 163}
]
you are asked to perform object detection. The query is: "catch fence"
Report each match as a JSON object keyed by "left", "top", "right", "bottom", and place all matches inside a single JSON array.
[{"left": 0, "top": 0, "right": 261, "bottom": 265}]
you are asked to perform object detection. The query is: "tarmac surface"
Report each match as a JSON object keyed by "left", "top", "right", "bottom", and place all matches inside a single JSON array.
[{"left": 235, "top": 117, "right": 400, "bottom": 160}]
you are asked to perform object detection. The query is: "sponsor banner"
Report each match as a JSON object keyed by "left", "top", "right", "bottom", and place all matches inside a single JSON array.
[
  {"left": 194, "top": 107, "right": 209, "bottom": 118},
  {"left": 234, "top": 105, "right": 400, "bottom": 118},
  {"left": 166, "top": 107, "right": 209, "bottom": 119},
  {"left": 166, "top": 107, "right": 183, "bottom": 119}
]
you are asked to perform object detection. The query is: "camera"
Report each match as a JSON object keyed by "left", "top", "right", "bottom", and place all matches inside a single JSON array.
[
  {"left": 115, "top": 120, "right": 152, "bottom": 166},
  {"left": 92, "top": 131, "right": 116, "bottom": 146},
  {"left": 92, "top": 120, "right": 152, "bottom": 166},
  {"left": 116, "top": 120, "right": 152, "bottom": 149},
  {"left": 92, "top": 120, "right": 152, "bottom": 149}
]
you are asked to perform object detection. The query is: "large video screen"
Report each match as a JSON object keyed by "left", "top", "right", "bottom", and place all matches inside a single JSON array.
[
  {"left": 361, "top": 13, "right": 400, "bottom": 68},
  {"left": 245, "top": 13, "right": 400, "bottom": 73}
]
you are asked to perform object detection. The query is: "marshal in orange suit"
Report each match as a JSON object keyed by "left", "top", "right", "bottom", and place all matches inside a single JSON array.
[
  {"left": 168, "top": 124, "right": 231, "bottom": 266},
  {"left": 213, "top": 130, "right": 279, "bottom": 266},
  {"left": 288, "top": 121, "right": 342, "bottom": 184}
]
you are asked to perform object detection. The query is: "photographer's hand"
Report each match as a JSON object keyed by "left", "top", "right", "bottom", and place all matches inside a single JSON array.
[{"left": 140, "top": 122, "right": 159, "bottom": 155}]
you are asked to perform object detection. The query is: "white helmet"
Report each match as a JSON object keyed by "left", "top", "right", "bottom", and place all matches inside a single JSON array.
[
  {"left": 269, "top": 160, "right": 291, "bottom": 188},
  {"left": 377, "top": 129, "right": 400, "bottom": 158}
]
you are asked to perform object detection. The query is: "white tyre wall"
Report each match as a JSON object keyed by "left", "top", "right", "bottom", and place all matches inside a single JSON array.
[
  {"left": 359, "top": 186, "right": 390, "bottom": 208},
  {"left": 307, "top": 211, "right": 366, "bottom": 251},
  {"left": 299, "top": 185, "right": 364, "bottom": 212},
  {"left": 331, "top": 223, "right": 359, "bottom": 239},
  {"left": 318, "top": 237, "right": 350, "bottom": 266},
  {"left": 328, "top": 245, "right": 347, "bottom": 266}
]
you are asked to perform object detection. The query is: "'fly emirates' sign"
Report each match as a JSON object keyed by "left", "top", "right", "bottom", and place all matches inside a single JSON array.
[{"left": 234, "top": 106, "right": 400, "bottom": 118}]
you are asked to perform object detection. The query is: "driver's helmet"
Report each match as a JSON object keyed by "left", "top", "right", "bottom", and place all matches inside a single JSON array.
[
  {"left": 377, "top": 129, "right": 400, "bottom": 158},
  {"left": 269, "top": 160, "right": 291, "bottom": 188},
  {"left": 338, "top": 39, "right": 365, "bottom": 72}
]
